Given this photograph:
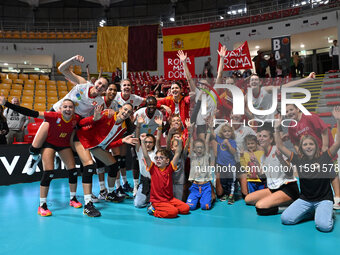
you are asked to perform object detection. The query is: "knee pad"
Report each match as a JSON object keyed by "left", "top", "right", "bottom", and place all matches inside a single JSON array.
[
  {"left": 108, "top": 162, "right": 119, "bottom": 178},
  {"left": 256, "top": 206, "right": 278, "bottom": 216},
  {"left": 29, "top": 145, "right": 41, "bottom": 156},
  {"left": 40, "top": 170, "right": 55, "bottom": 187},
  {"left": 115, "top": 156, "right": 121, "bottom": 170},
  {"left": 68, "top": 168, "right": 78, "bottom": 184},
  {"left": 82, "top": 164, "right": 96, "bottom": 184},
  {"left": 120, "top": 157, "right": 126, "bottom": 169}
]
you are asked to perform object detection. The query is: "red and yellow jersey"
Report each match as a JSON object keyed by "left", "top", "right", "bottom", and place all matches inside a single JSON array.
[{"left": 44, "top": 112, "right": 79, "bottom": 147}]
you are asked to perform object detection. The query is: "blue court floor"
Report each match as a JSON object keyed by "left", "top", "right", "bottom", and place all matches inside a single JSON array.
[{"left": 1, "top": 174, "right": 340, "bottom": 255}]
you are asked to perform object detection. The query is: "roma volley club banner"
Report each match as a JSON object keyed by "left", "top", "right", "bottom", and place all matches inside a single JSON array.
[
  {"left": 162, "top": 23, "right": 210, "bottom": 58},
  {"left": 217, "top": 42, "right": 252, "bottom": 71},
  {"left": 164, "top": 55, "right": 195, "bottom": 80},
  {"left": 272, "top": 35, "right": 291, "bottom": 61}
]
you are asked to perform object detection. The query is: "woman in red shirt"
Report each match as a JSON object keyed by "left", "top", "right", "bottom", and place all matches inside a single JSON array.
[{"left": 0, "top": 97, "right": 82, "bottom": 217}]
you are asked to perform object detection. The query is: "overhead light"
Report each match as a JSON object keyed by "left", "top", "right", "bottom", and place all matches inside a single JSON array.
[
  {"left": 99, "top": 19, "right": 106, "bottom": 27},
  {"left": 244, "top": 8, "right": 247, "bottom": 12},
  {"left": 219, "top": 16, "right": 224, "bottom": 20},
  {"left": 328, "top": 37, "right": 333, "bottom": 43},
  {"left": 169, "top": 17, "right": 175, "bottom": 22},
  {"left": 4, "top": 63, "right": 8, "bottom": 66},
  {"left": 255, "top": 45, "right": 260, "bottom": 49},
  {"left": 160, "top": 21, "right": 163, "bottom": 27},
  {"left": 238, "top": 9, "right": 243, "bottom": 13},
  {"left": 300, "top": 44, "right": 305, "bottom": 48},
  {"left": 232, "top": 10, "right": 236, "bottom": 15},
  {"left": 301, "top": 1, "right": 307, "bottom": 5},
  {"left": 324, "top": 0, "right": 329, "bottom": 4}
]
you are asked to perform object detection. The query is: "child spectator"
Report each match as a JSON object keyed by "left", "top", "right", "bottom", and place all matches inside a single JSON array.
[
  {"left": 240, "top": 135, "right": 266, "bottom": 193},
  {"left": 141, "top": 136, "right": 190, "bottom": 218}
]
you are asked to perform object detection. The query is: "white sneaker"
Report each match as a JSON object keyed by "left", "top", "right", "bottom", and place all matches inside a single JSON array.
[
  {"left": 133, "top": 186, "right": 138, "bottom": 197},
  {"left": 333, "top": 197, "right": 340, "bottom": 210},
  {"left": 91, "top": 193, "right": 99, "bottom": 203},
  {"left": 98, "top": 189, "right": 108, "bottom": 200},
  {"left": 27, "top": 155, "right": 41, "bottom": 175}
]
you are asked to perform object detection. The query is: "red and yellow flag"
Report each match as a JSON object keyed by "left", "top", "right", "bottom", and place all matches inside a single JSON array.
[{"left": 162, "top": 23, "right": 210, "bottom": 58}]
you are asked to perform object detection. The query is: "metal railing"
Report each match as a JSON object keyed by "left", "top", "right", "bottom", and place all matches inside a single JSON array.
[{"left": 0, "top": 0, "right": 338, "bottom": 32}]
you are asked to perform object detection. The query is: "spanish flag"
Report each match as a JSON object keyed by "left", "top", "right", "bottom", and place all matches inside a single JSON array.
[{"left": 162, "top": 23, "right": 210, "bottom": 58}]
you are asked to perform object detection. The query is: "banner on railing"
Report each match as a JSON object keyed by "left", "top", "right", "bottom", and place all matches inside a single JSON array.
[
  {"left": 217, "top": 41, "right": 252, "bottom": 71},
  {"left": 164, "top": 55, "right": 195, "bottom": 80}
]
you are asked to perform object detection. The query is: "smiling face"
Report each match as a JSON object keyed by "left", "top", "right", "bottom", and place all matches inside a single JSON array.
[
  {"left": 121, "top": 80, "right": 132, "bottom": 96},
  {"left": 249, "top": 75, "right": 260, "bottom": 89},
  {"left": 146, "top": 97, "right": 157, "bottom": 116},
  {"left": 60, "top": 100, "right": 75, "bottom": 120},
  {"left": 257, "top": 130, "right": 273, "bottom": 149},
  {"left": 286, "top": 104, "right": 299, "bottom": 120},
  {"left": 170, "top": 83, "right": 181, "bottom": 97},
  {"left": 246, "top": 139, "right": 257, "bottom": 152},
  {"left": 170, "top": 116, "right": 181, "bottom": 130},
  {"left": 118, "top": 104, "right": 133, "bottom": 120},
  {"left": 106, "top": 84, "right": 117, "bottom": 101},
  {"left": 93, "top": 77, "right": 108, "bottom": 96},
  {"left": 300, "top": 137, "right": 317, "bottom": 159}
]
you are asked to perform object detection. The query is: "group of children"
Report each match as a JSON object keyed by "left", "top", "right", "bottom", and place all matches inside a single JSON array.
[{"left": 1, "top": 49, "right": 340, "bottom": 233}]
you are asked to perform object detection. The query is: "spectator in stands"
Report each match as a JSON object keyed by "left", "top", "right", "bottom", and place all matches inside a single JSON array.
[
  {"left": 290, "top": 52, "right": 297, "bottom": 78},
  {"left": 259, "top": 53, "right": 268, "bottom": 78},
  {"left": 203, "top": 57, "right": 213, "bottom": 78},
  {"left": 252, "top": 50, "right": 262, "bottom": 75},
  {"left": 4, "top": 97, "right": 28, "bottom": 144},
  {"left": 329, "top": 40, "right": 339, "bottom": 70},
  {"left": 0, "top": 106, "right": 9, "bottom": 144},
  {"left": 113, "top": 67, "right": 122, "bottom": 85},
  {"left": 268, "top": 53, "right": 277, "bottom": 78},
  {"left": 277, "top": 53, "right": 288, "bottom": 77},
  {"left": 297, "top": 53, "right": 305, "bottom": 78}
]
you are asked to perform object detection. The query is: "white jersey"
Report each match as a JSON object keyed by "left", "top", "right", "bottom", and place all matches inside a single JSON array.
[
  {"left": 114, "top": 92, "right": 144, "bottom": 108},
  {"left": 251, "top": 87, "right": 275, "bottom": 121},
  {"left": 53, "top": 82, "right": 104, "bottom": 118},
  {"left": 103, "top": 96, "right": 119, "bottom": 111},
  {"left": 234, "top": 126, "right": 256, "bottom": 162},
  {"left": 261, "top": 145, "right": 296, "bottom": 189},
  {"left": 136, "top": 147, "right": 155, "bottom": 178},
  {"left": 134, "top": 107, "right": 163, "bottom": 135}
]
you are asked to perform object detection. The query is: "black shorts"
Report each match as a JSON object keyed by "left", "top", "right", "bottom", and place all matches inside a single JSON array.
[
  {"left": 196, "top": 124, "right": 207, "bottom": 134},
  {"left": 269, "top": 181, "right": 299, "bottom": 200},
  {"left": 42, "top": 141, "right": 70, "bottom": 152},
  {"left": 73, "top": 133, "right": 80, "bottom": 142}
]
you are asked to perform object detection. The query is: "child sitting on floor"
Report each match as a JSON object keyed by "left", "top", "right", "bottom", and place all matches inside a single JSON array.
[{"left": 141, "top": 136, "right": 190, "bottom": 218}]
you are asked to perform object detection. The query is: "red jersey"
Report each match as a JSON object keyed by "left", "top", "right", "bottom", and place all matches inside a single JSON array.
[
  {"left": 157, "top": 95, "right": 190, "bottom": 128},
  {"left": 288, "top": 113, "right": 334, "bottom": 149},
  {"left": 148, "top": 161, "right": 177, "bottom": 203},
  {"left": 44, "top": 112, "right": 79, "bottom": 147},
  {"left": 77, "top": 111, "right": 127, "bottom": 150}
]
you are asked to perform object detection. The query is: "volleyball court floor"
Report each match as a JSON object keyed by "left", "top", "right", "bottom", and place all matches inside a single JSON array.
[{"left": 1, "top": 173, "right": 339, "bottom": 255}]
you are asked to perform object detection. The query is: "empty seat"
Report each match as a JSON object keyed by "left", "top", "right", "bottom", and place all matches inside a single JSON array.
[
  {"left": 41, "top": 32, "right": 48, "bottom": 39},
  {"left": 46, "top": 80, "right": 56, "bottom": 86},
  {"left": 22, "top": 96, "right": 34, "bottom": 103},
  {"left": 13, "top": 79, "right": 23, "bottom": 84},
  {"left": 47, "top": 84, "right": 57, "bottom": 91},
  {"left": 40, "top": 75, "right": 49, "bottom": 81},
  {"left": 25, "top": 79, "right": 35, "bottom": 86},
  {"left": 35, "top": 90, "right": 46, "bottom": 97},
  {"left": 34, "top": 103, "right": 46, "bottom": 111},
  {"left": 22, "top": 90, "right": 34, "bottom": 96},
  {"left": 0, "top": 73, "right": 7, "bottom": 80},
  {"left": 58, "top": 90, "right": 68, "bottom": 97},
  {"left": 57, "top": 80, "right": 66, "bottom": 87},
  {"left": 29, "top": 74, "right": 39, "bottom": 81},
  {"left": 35, "top": 96, "right": 46, "bottom": 103},
  {"left": 0, "top": 89, "right": 9, "bottom": 97},
  {"left": 0, "top": 83, "right": 11, "bottom": 90},
  {"left": 8, "top": 73, "right": 18, "bottom": 80},
  {"left": 9, "top": 89, "right": 22, "bottom": 97},
  {"left": 47, "top": 91, "right": 58, "bottom": 97},
  {"left": 2, "top": 79, "right": 12, "bottom": 84},
  {"left": 47, "top": 96, "right": 58, "bottom": 103},
  {"left": 58, "top": 85, "right": 68, "bottom": 91},
  {"left": 24, "top": 134, "right": 34, "bottom": 143},
  {"left": 21, "top": 31, "right": 28, "bottom": 39},
  {"left": 24, "top": 84, "right": 34, "bottom": 90},
  {"left": 11, "top": 84, "right": 23, "bottom": 90},
  {"left": 47, "top": 32, "right": 56, "bottom": 39},
  {"left": 27, "top": 122, "right": 41, "bottom": 135},
  {"left": 19, "top": 74, "right": 28, "bottom": 80},
  {"left": 21, "top": 102, "right": 32, "bottom": 108},
  {"left": 36, "top": 80, "right": 46, "bottom": 86},
  {"left": 74, "top": 65, "right": 82, "bottom": 75},
  {"left": 36, "top": 84, "right": 45, "bottom": 90}
]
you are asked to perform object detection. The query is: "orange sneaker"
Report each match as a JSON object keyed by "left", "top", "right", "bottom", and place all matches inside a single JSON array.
[
  {"left": 38, "top": 203, "right": 52, "bottom": 217},
  {"left": 69, "top": 197, "right": 82, "bottom": 208}
]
